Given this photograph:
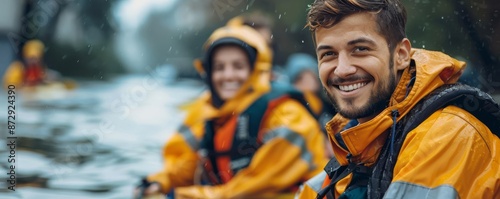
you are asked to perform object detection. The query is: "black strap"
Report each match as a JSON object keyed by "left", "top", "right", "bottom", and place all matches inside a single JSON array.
[
  {"left": 317, "top": 162, "right": 355, "bottom": 199},
  {"left": 402, "top": 83, "right": 500, "bottom": 136},
  {"left": 317, "top": 158, "right": 371, "bottom": 199}
]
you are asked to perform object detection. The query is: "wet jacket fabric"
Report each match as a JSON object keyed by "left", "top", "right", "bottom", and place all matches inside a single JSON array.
[
  {"left": 295, "top": 49, "right": 500, "bottom": 199},
  {"left": 147, "top": 25, "right": 328, "bottom": 199}
]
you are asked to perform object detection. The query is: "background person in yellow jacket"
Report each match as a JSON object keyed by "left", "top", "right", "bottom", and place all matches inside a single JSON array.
[
  {"left": 134, "top": 25, "right": 328, "bottom": 199},
  {"left": 296, "top": 0, "right": 500, "bottom": 198},
  {"left": 3, "top": 39, "right": 48, "bottom": 88},
  {"left": 284, "top": 53, "right": 336, "bottom": 158},
  {"left": 2, "top": 39, "right": 75, "bottom": 94}
]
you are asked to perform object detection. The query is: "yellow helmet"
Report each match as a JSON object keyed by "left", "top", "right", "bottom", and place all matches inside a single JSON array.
[{"left": 23, "top": 39, "right": 45, "bottom": 59}]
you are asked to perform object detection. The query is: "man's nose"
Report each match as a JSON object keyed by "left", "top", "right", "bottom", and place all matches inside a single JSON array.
[{"left": 334, "top": 54, "right": 356, "bottom": 78}]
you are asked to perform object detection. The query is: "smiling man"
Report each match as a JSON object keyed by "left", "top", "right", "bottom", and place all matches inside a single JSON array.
[
  {"left": 316, "top": 12, "right": 403, "bottom": 123},
  {"left": 295, "top": 0, "right": 500, "bottom": 198}
]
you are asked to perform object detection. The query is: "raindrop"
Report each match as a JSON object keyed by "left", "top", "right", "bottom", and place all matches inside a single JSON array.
[
  {"left": 87, "top": 45, "right": 93, "bottom": 55},
  {"left": 301, "top": 40, "right": 304, "bottom": 43},
  {"left": 271, "top": 34, "right": 274, "bottom": 39},
  {"left": 278, "top": 14, "right": 282, "bottom": 19},
  {"left": 169, "top": 46, "right": 172, "bottom": 52},
  {"left": 422, "top": 45, "right": 426, "bottom": 48},
  {"left": 441, "top": 16, "right": 444, "bottom": 19},
  {"left": 77, "top": 60, "right": 80, "bottom": 63},
  {"left": 246, "top": 4, "right": 249, "bottom": 10},
  {"left": 62, "top": 55, "right": 67, "bottom": 59},
  {"left": 285, "top": 28, "right": 288, "bottom": 32}
]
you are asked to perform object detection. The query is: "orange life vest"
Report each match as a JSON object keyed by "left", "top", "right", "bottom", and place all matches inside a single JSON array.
[{"left": 199, "top": 85, "right": 314, "bottom": 186}]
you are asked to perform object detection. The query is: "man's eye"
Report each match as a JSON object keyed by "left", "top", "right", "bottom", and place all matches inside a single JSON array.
[
  {"left": 354, "top": 46, "right": 369, "bottom": 52},
  {"left": 320, "top": 51, "right": 334, "bottom": 59}
]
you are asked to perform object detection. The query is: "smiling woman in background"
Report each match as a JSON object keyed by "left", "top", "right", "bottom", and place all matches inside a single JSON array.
[{"left": 135, "top": 24, "right": 328, "bottom": 199}]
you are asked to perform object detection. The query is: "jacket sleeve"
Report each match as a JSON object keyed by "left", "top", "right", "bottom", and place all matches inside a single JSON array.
[
  {"left": 146, "top": 121, "right": 204, "bottom": 194},
  {"left": 294, "top": 171, "right": 328, "bottom": 199},
  {"left": 385, "top": 106, "right": 500, "bottom": 199},
  {"left": 3, "top": 61, "right": 24, "bottom": 88},
  {"left": 174, "top": 99, "right": 329, "bottom": 199}
]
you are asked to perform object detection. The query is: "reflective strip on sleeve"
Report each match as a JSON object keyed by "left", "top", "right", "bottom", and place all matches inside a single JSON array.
[
  {"left": 178, "top": 124, "right": 199, "bottom": 150},
  {"left": 263, "top": 127, "right": 314, "bottom": 170},
  {"left": 384, "top": 181, "right": 459, "bottom": 199},
  {"left": 306, "top": 171, "right": 327, "bottom": 194}
]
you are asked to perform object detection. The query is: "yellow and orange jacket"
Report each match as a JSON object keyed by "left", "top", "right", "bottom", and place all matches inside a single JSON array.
[
  {"left": 3, "top": 61, "right": 25, "bottom": 88},
  {"left": 147, "top": 25, "right": 328, "bottom": 199},
  {"left": 296, "top": 49, "right": 500, "bottom": 199},
  {"left": 3, "top": 40, "right": 47, "bottom": 88}
]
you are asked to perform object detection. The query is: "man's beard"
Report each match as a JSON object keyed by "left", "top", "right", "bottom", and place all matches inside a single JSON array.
[{"left": 325, "top": 60, "right": 397, "bottom": 120}]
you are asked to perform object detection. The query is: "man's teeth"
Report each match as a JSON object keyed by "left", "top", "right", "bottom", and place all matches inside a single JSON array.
[{"left": 339, "top": 82, "right": 367, "bottom": 92}]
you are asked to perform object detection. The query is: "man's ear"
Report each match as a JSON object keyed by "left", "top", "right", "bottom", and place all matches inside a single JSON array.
[{"left": 395, "top": 38, "right": 411, "bottom": 71}]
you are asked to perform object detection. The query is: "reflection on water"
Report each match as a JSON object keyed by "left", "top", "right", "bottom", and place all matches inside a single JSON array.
[{"left": 0, "top": 73, "right": 204, "bottom": 199}]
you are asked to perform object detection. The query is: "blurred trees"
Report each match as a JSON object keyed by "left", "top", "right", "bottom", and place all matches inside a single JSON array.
[
  {"left": 404, "top": 0, "right": 500, "bottom": 91},
  {"left": 160, "top": 0, "right": 499, "bottom": 92},
  {"left": 9, "top": 0, "right": 499, "bottom": 91},
  {"left": 15, "top": 0, "right": 124, "bottom": 80}
]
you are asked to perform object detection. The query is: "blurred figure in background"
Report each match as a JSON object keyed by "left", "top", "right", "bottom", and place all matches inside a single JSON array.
[
  {"left": 227, "top": 11, "right": 288, "bottom": 84},
  {"left": 3, "top": 39, "right": 48, "bottom": 88},
  {"left": 135, "top": 25, "right": 328, "bottom": 199},
  {"left": 2, "top": 39, "right": 74, "bottom": 92},
  {"left": 285, "top": 53, "right": 335, "bottom": 119},
  {"left": 285, "top": 53, "right": 335, "bottom": 158},
  {"left": 226, "top": 11, "right": 273, "bottom": 46}
]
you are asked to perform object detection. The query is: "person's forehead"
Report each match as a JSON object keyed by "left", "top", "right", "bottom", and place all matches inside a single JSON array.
[
  {"left": 314, "top": 13, "right": 384, "bottom": 46},
  {"left": 212, "top": 45, "right": 248, "bottom": 59}
]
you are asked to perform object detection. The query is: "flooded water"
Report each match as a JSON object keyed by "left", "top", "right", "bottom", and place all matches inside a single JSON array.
[{"left": 0, "top": 72, "right": 205, "bottom": 199}]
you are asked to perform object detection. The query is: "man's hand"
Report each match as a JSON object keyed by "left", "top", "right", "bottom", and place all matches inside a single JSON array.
[{"left": 133, "top": 179, "right": 161, "bottom": 199}]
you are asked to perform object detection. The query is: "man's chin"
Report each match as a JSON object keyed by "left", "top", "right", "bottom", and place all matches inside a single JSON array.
[
  {"left": 339, "top": 101, "right": 389, "bottom": 121},
  {"left": 336, "top": 103, "right": 378, "bottom": 120},
  {"left": 338, "top": 110, "right": 367, "bottom": 120}
]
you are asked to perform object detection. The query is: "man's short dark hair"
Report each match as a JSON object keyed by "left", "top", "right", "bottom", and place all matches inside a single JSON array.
[{"left": 306, "top": 0, "right": 407, "bottom": 51}]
